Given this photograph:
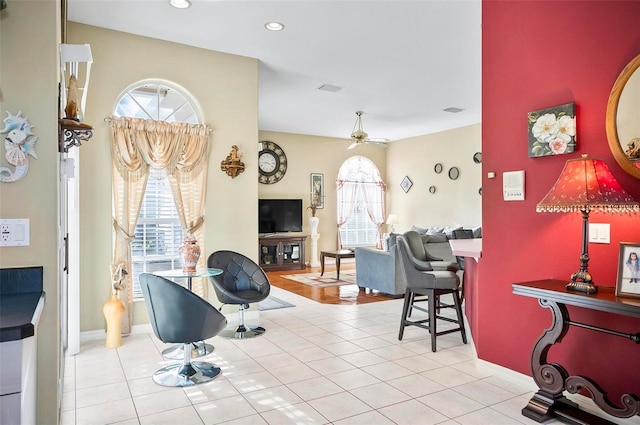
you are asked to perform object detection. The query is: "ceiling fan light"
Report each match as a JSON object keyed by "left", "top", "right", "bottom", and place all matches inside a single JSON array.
[{"left": 351, "top": 128, "right": 368, "bottom": 141}]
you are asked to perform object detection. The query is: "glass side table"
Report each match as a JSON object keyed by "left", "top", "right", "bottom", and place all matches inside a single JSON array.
[{"left": 153, "top": 267, "right": 223, "bottom": 360}]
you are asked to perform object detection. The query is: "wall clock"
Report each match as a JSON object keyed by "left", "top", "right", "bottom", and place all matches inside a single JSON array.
[{"left": 258, "top": 140, "right": 287, "bottom": 184}]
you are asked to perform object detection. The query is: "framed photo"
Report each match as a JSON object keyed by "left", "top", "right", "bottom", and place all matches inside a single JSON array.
[
  {"left": 615, "top": 242, "right": 640, "bottom": 298},
  {"left": 310, "top": 173, "right": 324, "bottom": 209},
  {"left": 400, "top": 176, "right": 413, "bottom": 193},
  {"left": 527, "top": 102, "right": 576, "bottom": 157}
]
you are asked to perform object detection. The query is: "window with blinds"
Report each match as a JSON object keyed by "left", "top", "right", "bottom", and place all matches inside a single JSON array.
[
  {"left": 130, "top": 169, "right": 184, "bottom": 297},
  {"left": 337, "top": 156, "right": 385, "bottom": 248},
  {"left": 339, "top": 191, "right": 379, "bottom": 247},
  {"left": 114, "top": 80, "right": 200, "bottom": 298}
]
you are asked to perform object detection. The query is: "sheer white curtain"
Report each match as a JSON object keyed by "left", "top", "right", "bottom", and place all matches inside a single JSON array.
[
  {"left": 361, "top": 181, "right": 386, "bottom": 247},
  {"left": 336, "top": 180, "right": 358, "bottom": 249},
  {"left": 336, "top": 156, "right": 386, "bottom": 249},
  {"left": 109, "top": 117, "right": 211, "bottom": 333}
]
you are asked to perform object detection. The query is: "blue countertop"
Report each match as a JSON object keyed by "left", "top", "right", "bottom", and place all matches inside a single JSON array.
[{"left": 0, "top": 266, "right": 45, "bottom": 342}]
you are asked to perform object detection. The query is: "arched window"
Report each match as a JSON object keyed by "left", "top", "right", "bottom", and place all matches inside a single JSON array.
[
  {"left": 113, "top": 80, "right": 202, "bottom": 298},
  {"left": 336, "top": 156, "right": 386, "bottom": 248}
]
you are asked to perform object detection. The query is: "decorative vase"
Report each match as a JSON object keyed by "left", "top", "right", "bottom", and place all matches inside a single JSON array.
[
  {"left": 309, "top": 216, "right": 320, "bottom": 235},
  {"left": 103, "top": 293, "right": 125, "bottom": 348},
  {"left": 179, "top": 234, "right": 201, "bottom": 272}
]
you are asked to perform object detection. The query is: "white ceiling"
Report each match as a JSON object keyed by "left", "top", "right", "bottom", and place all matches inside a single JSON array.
[{"left": 68, "top": 0, "right": 481, "bottom": 143}]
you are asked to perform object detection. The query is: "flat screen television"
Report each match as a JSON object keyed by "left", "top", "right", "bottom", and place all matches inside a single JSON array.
[{"left": 259, "top": 199, "right": 303, "bottom": 234}]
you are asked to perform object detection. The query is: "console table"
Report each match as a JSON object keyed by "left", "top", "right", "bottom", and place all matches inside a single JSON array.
[{"left": 512, "top": 279, "right": 640, "bottom": 424}]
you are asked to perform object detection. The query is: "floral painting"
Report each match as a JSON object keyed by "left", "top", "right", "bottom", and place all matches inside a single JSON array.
[{"left": 528, "top": 103, "right": 576, "bottom": 157}]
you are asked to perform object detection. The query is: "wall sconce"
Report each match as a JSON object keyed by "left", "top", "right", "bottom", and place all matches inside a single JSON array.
[
  {"left": 59, "top": 44, "right": 94, "bottom": 153},
  {"left": 221, "top": 145, "right": 245, "bottom": 178}
]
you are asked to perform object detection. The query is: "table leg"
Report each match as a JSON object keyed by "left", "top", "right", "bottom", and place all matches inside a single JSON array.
[
  {"left": 320, "top": 253, "right": 326, "bottom": 276},
  {"left": 336, "top": 256, "right": 341, "bottom": 280}
]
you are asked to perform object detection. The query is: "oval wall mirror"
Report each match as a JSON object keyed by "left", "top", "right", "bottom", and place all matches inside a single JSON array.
[{"left": 606, "top": 53, "right": 640, "bottom": 180}]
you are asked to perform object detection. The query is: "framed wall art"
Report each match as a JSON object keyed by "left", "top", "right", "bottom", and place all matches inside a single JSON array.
[
  {"left": 310, "top": 173, "right": 324, "bottom": 208},
  {"left": 615, "top": 242, "right": 640, "bottom": 298},
  {"left": 400, "top": 176, "right": 413, "bottom": 193},
  {"left": 528, "top": 102, "right": 576, "bottom": 157}
]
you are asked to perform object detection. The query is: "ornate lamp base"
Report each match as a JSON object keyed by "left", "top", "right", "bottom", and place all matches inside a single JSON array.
[
  {"left": 566, "top": 280, "right": 597, "bottom": 294},
  {"left": 567, "top": 269, "right": 597, "bottom": 294}
]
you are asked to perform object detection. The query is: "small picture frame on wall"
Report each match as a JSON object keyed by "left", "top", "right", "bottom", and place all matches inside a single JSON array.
[
  {"left": 310, "top": 173, "right": 324, "bottom": 209},
  {"left": 400, "top": 176, "right": 413, "bottom": 193},
  {"left": 615, "top": 242, "right": 640, "bottom": 299},
  {"left": 527, "top": 102, "right": 576, "bottom": 157}
]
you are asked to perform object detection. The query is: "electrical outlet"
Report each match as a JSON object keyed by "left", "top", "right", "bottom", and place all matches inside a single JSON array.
[{"left": 0, "top": 219, "right": 30, "bottom": 246}]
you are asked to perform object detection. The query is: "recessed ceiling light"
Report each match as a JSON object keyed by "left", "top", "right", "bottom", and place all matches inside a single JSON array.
[
  {"left": 170, "top": 0, "right": 191, "bottom": 9},
  {"left": 264, "top": 22, "right": 285, "bottom": 31}
]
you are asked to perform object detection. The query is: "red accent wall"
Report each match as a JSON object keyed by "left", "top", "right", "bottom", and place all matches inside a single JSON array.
[{"left": 482, "top": 1, "right": 640, "bottom": 399}]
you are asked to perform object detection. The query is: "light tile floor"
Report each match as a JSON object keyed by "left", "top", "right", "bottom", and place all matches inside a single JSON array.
[{"left": 61, "top": 287, "right": 555, "bottom": 425}]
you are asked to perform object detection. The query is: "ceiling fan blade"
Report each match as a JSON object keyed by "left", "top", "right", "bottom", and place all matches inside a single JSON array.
[
  {"left": 367, "top": 141, "right": 388, "bottom": 148},
  {"left": 347, "top": 141, "right": 359, "bottom": 150}
]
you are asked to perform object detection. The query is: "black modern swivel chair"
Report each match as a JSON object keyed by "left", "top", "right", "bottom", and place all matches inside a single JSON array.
[
  {"left": 140, "top": 273, "right": 227, "bottom": 387},
  {"left": 207, "top": 250, "right": 271, "bottom": 339},
  {"left": 396, "top": 236, "right": 467, "bottom": 352}
]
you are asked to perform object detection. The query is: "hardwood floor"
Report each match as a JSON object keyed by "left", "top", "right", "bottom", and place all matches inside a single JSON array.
[{"left": 266, "top": 263, "right": 396, "bottom": 305}]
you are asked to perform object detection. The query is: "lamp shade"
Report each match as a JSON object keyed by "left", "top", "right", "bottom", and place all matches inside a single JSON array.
[
  {"left": 536, "top": 155, "right": 639, "bottom": 214},
  {"left": 386, "top": 214, "right": 399, "bottom": 225}
]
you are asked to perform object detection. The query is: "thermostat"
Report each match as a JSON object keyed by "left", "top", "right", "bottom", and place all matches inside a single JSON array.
[{"left": 503, "top": 171, "right": 525, "bottom": 201}]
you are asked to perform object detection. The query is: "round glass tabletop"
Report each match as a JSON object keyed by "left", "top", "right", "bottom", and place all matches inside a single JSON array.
[{"left": 154, "top": 267, "right": 223, "bottom": 279}]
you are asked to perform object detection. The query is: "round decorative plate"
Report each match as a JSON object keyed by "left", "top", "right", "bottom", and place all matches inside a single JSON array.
[
  {"left": 473, "top": 152, "right": 482, "bottom": 164},
  {"left": 434, "top": 163, "right": 443, "bottom": 174},
  {"left": 429, "top": 185, "right": 436, "bottom": 194},
  {"left": 448, "top": 167, "right": 460, "bottom": 180},
  {"left": 258, "top": 141, "right": 287, "bottom": 184}
]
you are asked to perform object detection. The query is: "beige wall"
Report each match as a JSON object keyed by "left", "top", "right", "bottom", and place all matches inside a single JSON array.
[
  {"left": 68, "top": 23, "right": 259, "bottom": 330},
  {"left": 0, "top": 1, "right": 62, "bottom": 423},
  {"left": 386, "top": 124, "right": 482, "bottom": 232},
  {"left": 258, "top": 131, "right": 387, "bottom": 253}
]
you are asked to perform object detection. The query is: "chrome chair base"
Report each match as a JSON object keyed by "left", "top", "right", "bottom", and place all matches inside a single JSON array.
[
  {"left": 152, "top": 361, "right": 221, "bottom": 387},
  {"left": 219, "top": 324, "right": 265, "bottom": 339},
  {"left": 162, "top": 342, "right": 214, "bottom": 360}
]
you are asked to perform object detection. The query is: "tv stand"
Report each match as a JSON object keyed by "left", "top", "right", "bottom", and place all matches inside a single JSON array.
[{"left": 259, "top": 235, "right": 307, "bottom": 271}]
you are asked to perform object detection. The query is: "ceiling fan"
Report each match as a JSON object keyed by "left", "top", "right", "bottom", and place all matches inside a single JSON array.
[{"left": 348, "top": 111, "right": 388, "bottom": 150}]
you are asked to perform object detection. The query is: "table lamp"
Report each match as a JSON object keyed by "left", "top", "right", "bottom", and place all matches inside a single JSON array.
[
  {"left": 536, "top": 154, "right": 639, "bottom": 294},
  {"left": 386, "top": 214, "right": 399, "bottom": 233}
]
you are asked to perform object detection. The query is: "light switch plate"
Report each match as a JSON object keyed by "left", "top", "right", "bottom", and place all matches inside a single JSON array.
[
  {"left": 588, "top": 223, "right": 610, "bottom": 244},
  {"left": 0, "top": 219, "right": 30, "bottom": 246}
]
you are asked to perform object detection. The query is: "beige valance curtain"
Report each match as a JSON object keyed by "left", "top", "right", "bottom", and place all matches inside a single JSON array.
[{"left": 108, "top": 116, "right": 211, "bottom": 333}]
